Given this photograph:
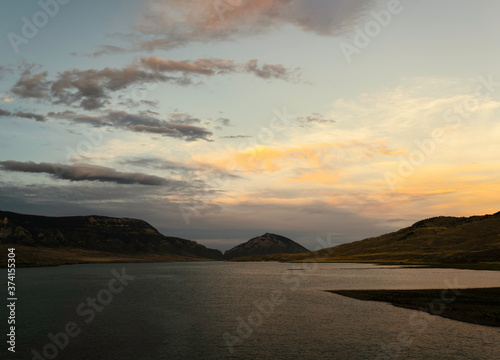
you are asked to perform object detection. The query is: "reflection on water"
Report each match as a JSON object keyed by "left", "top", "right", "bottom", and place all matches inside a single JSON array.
[{"left": 6, "top": 262, "right": 500, "bottom": 359}]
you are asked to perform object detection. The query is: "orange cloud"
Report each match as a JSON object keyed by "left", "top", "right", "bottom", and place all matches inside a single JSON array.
[
  {"left": 195, "top": 141, "right": 407, "bottom": 174},
  {"left": 130, "top": 0, "right": 375, "bottom": 52},
  {"left": 195, "top": 143, "right": 334, "bottom": 173},
  {"left": 284, "top": 170, "right": 340, "bottom": 184},
  {"left": 215, "top": 196, "right": 313, "bottom": 207}
]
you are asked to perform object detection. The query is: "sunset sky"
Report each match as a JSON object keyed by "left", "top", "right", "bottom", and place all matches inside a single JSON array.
[{"left": 1, "top": 0, "right": 499, "bottom": 250}]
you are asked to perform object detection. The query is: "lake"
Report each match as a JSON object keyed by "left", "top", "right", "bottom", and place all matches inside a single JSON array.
[{"left": 3, "top": 262, "right": 500, "bottom": 359}]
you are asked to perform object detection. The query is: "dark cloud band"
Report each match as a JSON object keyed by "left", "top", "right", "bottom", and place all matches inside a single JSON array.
[
  {"left": 0, "top": 108, "right": 46, "bottom": 122},
  {"left": 47, "top": 110, "right": 213, "bottom": 141},
  {"left": 0, "top": 161, "right": 173, "bottom": 186}
]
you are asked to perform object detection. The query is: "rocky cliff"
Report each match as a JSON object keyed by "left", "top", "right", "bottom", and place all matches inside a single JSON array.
[{"left": 0, "top": 210, "right": 223, "bottom": 260}]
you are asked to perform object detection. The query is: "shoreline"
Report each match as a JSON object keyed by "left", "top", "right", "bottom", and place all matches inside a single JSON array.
[
  {"left": 0, "top": 244, "right": 218, "bottom": 268},
  {"left": 2, "top": 244, "right": 500, "bottom": 270},
  {"left": 328, "top": 288, "right": 500, "bottom": 328},
  {"left": 231, "top": 255, "right": 500, "bottom": 271}
]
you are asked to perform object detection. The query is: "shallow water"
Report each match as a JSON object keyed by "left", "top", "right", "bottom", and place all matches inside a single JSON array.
[{"left": 2, "top": 262, "right": 500, "bottom": 359}]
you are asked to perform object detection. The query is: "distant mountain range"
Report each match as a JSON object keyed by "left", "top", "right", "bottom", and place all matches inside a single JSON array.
[
  {"left": 1, "top": 210, "right": 499, "bottom": 267},
  {"left": 224, "top": 233, "right": 309, "bottom": 260},
  {"left": 0, "top": 210, "right": 311, "bottom": 266},
  {"left": 239, "top": 212, "right": 500, "bottom": 264}
]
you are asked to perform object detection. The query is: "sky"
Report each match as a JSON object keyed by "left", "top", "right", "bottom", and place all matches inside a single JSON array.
[{"left": 1, "top": 0, "right": 500, "bottom": 251}]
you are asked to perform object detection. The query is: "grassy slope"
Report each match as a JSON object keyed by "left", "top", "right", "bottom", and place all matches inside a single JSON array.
[
  {"left": 0, "top": 244, "right": 212, "bottom": 267},
  {"left": 328, "top": 288, "right": 500, "bottom": 327},
  {"left": 231, "top": 212, "right": 500, "bottom": 269}
]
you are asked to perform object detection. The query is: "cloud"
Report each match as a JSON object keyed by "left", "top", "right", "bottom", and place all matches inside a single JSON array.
[
  {"left": 94, "top": 0, "right": 374, "bottom": 53},
  {"left": 216, "top": 118, "right": 231, "bottom": 127},
  {"left": 45, "top": 110, "right": 77, "bottom": 119},
  {"left": 47, "top": 111, "right": 103, "bottom": 126},
  {"left": 196, "top": 141, "right": 406, "bottom": 174},
  {"left": 10, "top": 67, "right": 50, "bottom": 99},
  {"left": 284, "top": 169, "right": 340, "bottom": 184},
  {"left": 49, "top": 65, "right": 176, "bottom": 110},
  {"left": 121, "top": 157, "right": 241, "bottom": 183},
  {"left": 244, "top": 59, "right": 296, "bottom": 80},
  {"left": 122, "top": 157, "right": 191, "bottom": 171},
  {"left": 12, "top": 58, "right": 299, "bottom": 110},
  {"left": 326, "top": 77, "right": 500, "bottom": 149},
  {"left": 90, "top": 45, "right": 127, "bottom": 57},
  {"left": 47, "top": 110, "right": 213, "bottom": 141},
  {"left": 0, "top": 161, "right": 177, "bottom": 186},
  {"left": 118, "top": 98, "right": 159, "bottom": 108},
  {"left": 141, "top": 57, "right": 300, "bottom": 81},
  {"left": 106, "top": 110, "right": 213, "bottom": 141},
  {"left": 0, "top": 108, "right": 46, "bottom": 122},
  {"left": 169, "top": 113, "right": 201, "bottom": 125},
  {"left": 220, "top": 135, "right": 252, "bottom": 139},
  {"left": 217, "top": 143, "right": 335, "bottom": 173},
  {"left": 128, "top": 123, "right": 211, "bottom": 140},
  {"left": 140, "top": 57, "right": 237, "bottom": 75},
  {"left": 13, "top": 111, "right": 46, "bottom": 122},
  {"left": 281, "top": 0, "right": 373, "bottom": 35},
  {"left": 297, "top": 112, "right": 335, "bottom": 124}
]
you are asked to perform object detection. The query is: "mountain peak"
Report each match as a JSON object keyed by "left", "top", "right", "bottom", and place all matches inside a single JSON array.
[{"left": 224, "top": 233, "right": 309, "bottom": 260}]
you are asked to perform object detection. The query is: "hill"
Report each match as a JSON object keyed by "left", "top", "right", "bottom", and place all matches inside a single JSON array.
[
  {"left": 224, "top": 233, "right": 309, "bottom": 260},
  {"left": 0, "top": 210, "right": 223, "bottom": 266},
  {"left": 236, "top": 212, "right": 500, "bottom": 265}
]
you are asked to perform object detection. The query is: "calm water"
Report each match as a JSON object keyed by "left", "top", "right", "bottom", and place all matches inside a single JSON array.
[{"left": 2, "top": 262, "right": 500, "bottom": 359}]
